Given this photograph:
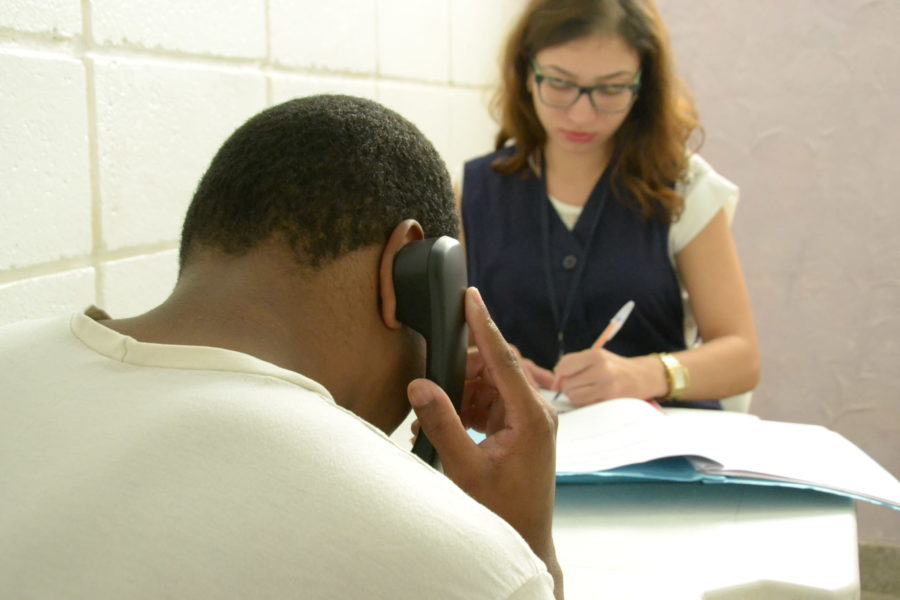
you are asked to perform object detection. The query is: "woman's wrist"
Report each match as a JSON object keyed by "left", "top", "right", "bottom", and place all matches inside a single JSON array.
[
  {"left": 653, "top": 352, "right": 690, "bottom": 400},
  {"left": 631, "top": 354, "right": 671, "bottom": 399}
]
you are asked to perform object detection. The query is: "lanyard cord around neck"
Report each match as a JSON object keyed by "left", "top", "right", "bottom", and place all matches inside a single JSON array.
[{"left": 539, "top": 152, "right": 611, "bottom": 359}]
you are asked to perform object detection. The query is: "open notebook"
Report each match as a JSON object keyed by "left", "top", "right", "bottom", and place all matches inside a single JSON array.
[{"left": 551, "top": 396, "right": 900, "bottom": 511}]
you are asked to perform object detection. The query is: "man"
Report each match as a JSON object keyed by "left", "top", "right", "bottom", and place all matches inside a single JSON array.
[{"left": 0, "top": 96, "right": 563, "bottom": 599}]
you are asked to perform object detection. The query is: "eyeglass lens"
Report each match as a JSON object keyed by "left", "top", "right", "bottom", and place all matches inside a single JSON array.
[{"left": 538, "top": 78, "right": 636, "bottom": 113}]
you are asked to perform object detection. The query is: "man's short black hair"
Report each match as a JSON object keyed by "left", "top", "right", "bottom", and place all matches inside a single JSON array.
[{"left": 180, "top": 95, "right": 458, "bottom": 269}]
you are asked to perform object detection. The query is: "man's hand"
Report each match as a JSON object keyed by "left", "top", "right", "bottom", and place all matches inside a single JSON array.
[
  {"left": 407, "top": 287, "right": 563, "bottom": 597},
  {"left": 505, "top": 343, "right": 555, "bottom": 391}
]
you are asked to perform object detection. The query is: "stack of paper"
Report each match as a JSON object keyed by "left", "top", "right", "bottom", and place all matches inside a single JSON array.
[{"left": 554, "top": 398, "right": 900, "bottom": 510}]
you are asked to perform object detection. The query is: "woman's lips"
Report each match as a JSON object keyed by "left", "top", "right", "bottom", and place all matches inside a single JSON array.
[{"left": 561, "top": 130, "right": 597, "bottom": 144}]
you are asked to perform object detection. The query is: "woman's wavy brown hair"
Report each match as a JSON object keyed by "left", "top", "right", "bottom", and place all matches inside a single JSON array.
[{"left": 492, "top": 0, "right": 702, "bottom": 220}]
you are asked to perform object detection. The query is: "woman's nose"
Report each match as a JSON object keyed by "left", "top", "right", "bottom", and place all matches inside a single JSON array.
[{"left": 566, "top": 91, "right": 597, "bottom": 123}]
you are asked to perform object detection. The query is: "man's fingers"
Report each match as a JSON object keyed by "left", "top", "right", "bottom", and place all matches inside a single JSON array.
[
  {"left": 465, "top": 345, "right": 485, "bottom": 380},
  {"left": 465, "top": 287, "right": 538, "bottom": 415},
  {"left": 407, "top": 378, "right": 478, "bottom": 467}
]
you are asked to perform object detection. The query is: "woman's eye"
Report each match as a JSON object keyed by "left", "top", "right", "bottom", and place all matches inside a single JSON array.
[
  {"left": 597, "top": 85, "right": 628, "bottom": 97},
  {"left": 547, "top": 77, "right": 574, "bottom": 90}
]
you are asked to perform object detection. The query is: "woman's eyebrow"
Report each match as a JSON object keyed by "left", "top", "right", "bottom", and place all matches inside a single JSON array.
[{"left": 543, "top": 64, "right": 636, "bottom": 82}]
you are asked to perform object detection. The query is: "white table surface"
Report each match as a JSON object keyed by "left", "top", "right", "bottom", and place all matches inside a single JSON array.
[
  {"left": 553, "top": 481, "right": 859, "bottom": 599},
  {"left": 389, "top": 410, "right": 861, "bottom": 599}
]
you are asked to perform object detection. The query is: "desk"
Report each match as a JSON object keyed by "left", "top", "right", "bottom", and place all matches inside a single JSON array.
[
  {"left": 388, "top": 413, "right": 862, "bottom": 598},
  {"left": 554, "top": 482, "right": 859, "bottom": 599}
]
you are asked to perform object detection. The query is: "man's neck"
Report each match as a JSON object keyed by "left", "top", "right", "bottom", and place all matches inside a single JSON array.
[{"left": 100, "top": 245, "right": 412, "bottom": 434}]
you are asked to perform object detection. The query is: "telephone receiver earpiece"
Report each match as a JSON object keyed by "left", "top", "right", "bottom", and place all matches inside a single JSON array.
[{"left": 392, "top": 236, "right": 468, "bottom": 467}]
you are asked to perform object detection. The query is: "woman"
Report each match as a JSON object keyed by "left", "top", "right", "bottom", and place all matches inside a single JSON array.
[{"left": 460, "top": 0, "right": 759, "bottom": 408}]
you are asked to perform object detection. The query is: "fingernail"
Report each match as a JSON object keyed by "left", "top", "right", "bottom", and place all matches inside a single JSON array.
[
  {"left": 469, "top": 286, "right": 485, "bottom": 308},
  {"left": 408, "top": 383, "right": 431, "bottom": 408}
]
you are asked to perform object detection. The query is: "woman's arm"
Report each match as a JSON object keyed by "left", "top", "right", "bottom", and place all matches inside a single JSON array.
[
  {"left": 554, "top": 208, "right": 760, "bottom": 404},
  {"left": 669, "top": 207, "right": 760, "bottom": 400}
]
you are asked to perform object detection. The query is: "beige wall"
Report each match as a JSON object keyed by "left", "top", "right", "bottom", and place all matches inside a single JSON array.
[{"left": 658, "top": 0, "right": 900, "bottom": 545}]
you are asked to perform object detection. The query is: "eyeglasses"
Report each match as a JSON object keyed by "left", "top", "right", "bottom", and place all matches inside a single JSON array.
[{"left": 530, "top": 59, "right": 641, "bottom": 113}]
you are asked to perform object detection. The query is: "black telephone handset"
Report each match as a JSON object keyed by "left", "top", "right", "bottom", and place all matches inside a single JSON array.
[{"left": 392, "top": 236, "right": 469, "bottom": 467}]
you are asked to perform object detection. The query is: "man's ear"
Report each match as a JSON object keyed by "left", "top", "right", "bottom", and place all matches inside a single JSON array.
[{"left": 379, "top": 219, "right": 425, "bottom": 329}]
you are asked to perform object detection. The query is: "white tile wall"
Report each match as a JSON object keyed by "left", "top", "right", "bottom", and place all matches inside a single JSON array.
[
  {"left": 93, "top": 58, "right": 266, "bottom": 250},
  {"left": 271, "top": 74, "right": 378, "bottom": 105},
  {"left": 270, "top": 0, "right": 377, "bottom": 72},
  {"left": 92, "top": 0, "right": 266, "bottom": 59},
  {"left": 378, "top": 0, "right": 450, "bottom": 83},
  {"left": 0, "top": 0, "right": 499, "bottom": 322},
  {"left": 99, "top": 250, "right": 179, "bottom": 319},
  {"left": 448, "top": 87, "right": 497, "bottom": 182},
  {"left": 0, "top": 268, "right": 95, "bottom": 327},
  {"left": 1, "top": 0, "right": 82, "bottom": 37},
  {"left": 0, "top": 51, "right": 92, "bottom": 270},
  {"left": 450, "top": 0, "right": 520, "bottom": 86}
]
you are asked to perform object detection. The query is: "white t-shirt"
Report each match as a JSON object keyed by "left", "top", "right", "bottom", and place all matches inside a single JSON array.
[
  {"left": 0, "top": 309, "right": 554, "bottom": 599},
  {"left": 669, "top": 153, "right": 739, "bottom": 257}
]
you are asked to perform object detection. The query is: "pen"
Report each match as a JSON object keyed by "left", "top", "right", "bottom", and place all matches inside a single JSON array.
[
  {"left": 591, "top": 300, "right": 635, "bottom": 350},
  {"left": 554, "top": 300, "right": 635, "bottom": 401}
]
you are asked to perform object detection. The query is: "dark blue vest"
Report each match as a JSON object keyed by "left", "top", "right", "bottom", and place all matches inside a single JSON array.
[{"left": 463, "top": 147, "right": 687, "bottom": 371}]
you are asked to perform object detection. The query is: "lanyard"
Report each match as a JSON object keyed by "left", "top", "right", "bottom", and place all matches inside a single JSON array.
[{"left": 539, "top": 152, "right": 610, "bottom": 359}]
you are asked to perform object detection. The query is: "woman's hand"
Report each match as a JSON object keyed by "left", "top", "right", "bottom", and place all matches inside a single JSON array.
[{"left": 553, "top": 348, "right": 666, "bottom": 407}]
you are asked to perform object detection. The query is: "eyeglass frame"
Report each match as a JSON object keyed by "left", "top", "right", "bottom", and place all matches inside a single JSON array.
[{"left": 529, "top": 58, "right": 642, "bottom": 113}]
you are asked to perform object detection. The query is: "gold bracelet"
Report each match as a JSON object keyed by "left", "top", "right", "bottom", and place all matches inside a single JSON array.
[{"left": 654, "top": 353, "right": 690, "bottom": 400}]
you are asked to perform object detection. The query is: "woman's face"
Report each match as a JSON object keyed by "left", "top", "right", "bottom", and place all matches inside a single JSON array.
[{"left": 529, "top": 34, "right": 641, "bottom": 159}]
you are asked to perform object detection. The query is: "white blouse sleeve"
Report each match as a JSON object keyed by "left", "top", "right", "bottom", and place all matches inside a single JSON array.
[{"left": 669, "top": 154, "right": 740, "bottom": 258}]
